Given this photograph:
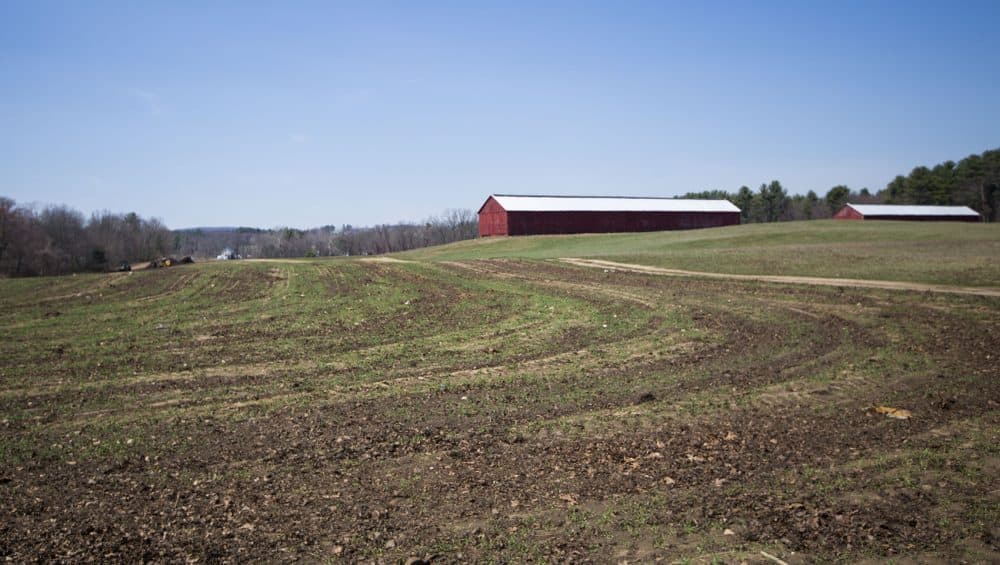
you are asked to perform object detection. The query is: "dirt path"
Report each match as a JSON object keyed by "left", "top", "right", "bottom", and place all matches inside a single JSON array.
[
  {"left": 357, "top": 256, "right": 414, "bottom": 264},
  {"left": 243, "top": 258, "right": 314, "bottom": 264},
  {"left": 560, "top": 257, "right": 1000, "bottom": 297},
  {"left": 244, "top": 256, "right": 414, "bottom": 264}
]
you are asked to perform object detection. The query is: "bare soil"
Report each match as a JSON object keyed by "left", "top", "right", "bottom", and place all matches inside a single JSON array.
[{"left": 1, "top": 259, "right": 997, "bottom": 563}]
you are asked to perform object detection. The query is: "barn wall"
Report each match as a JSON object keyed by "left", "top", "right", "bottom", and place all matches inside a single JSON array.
[
  {"left": 504, "top": 211, "right": 740, "bottom": 236},
  {"left": 860, "top": 214, "right": 981, "bottom": 223},
  {"left": 478, "top": 197, "right": 509, "bottom": 236}
]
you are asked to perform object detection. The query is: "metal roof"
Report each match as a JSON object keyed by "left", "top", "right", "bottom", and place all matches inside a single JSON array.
[
  {"left": 487, "top": 194, "right": 741, "bottom": 213},
  {"left": 847, "top": 204, "right": 980, "bottom": 217}
]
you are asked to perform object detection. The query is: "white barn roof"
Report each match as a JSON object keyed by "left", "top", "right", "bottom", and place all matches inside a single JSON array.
[
  {"left": 489, "top": 195, "right": 740, "bottom": 213},
  {"left": 847, "top": 204, "right": 980, "bottom": 217}
]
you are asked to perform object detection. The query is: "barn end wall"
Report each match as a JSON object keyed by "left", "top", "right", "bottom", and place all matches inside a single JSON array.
[
  {"left": 504, "top": 211, "right": 740, "bottom": 236},
  {"left": 833, "top": 206, "right": 863, "bottom": 220},
  {"left": 478, "top": 197, "right": 509, "bottom": 236}
]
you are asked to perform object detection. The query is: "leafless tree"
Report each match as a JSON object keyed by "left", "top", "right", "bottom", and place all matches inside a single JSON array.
[{"left": 0, "top": 197, "right": 480, "bottom": 276}]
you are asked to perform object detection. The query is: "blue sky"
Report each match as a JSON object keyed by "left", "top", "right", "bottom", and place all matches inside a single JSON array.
[{"left": 3, "top": 0, "right": 998, "bottom": 229}]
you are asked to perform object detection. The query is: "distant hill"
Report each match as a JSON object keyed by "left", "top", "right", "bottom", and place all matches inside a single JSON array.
[{"left": 174, "top": 226, "right": 264, "bottom": 234}]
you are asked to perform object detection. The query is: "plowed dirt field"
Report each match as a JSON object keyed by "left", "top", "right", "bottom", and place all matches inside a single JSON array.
[{"left": 1, "top": 258, "right": 997, "bottom": 562}]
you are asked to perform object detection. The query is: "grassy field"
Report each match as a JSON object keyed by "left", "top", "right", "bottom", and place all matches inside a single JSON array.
[
  {"left": 2, "top": 222, "right": 999, "bottom": 562},
  {"left": 399, "top": 220, "right": 1000, "bottom": 286}
]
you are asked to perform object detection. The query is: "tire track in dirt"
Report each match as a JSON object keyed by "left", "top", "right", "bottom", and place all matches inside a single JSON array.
[
  {"left": 561, "top": 257, "right": 1000, "bottom": 298},
  {"left": 132, "top": 271, "right": 201, "bottom": 303},
  {"left": 441, "top": 260, "right": 660, "bottom": 308}
]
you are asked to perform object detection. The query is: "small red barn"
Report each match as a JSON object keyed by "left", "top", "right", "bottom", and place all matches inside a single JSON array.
[
  {"left": 833, "top": 204, "right": 981, "bottom": 222},
  {"left": 478, "top": 195, "right": 741, "bottom": 237}
]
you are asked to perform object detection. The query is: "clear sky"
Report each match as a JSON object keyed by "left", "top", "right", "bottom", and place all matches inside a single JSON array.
[{"left": 3, "top": 1, "right": 999, "bottom": 229}]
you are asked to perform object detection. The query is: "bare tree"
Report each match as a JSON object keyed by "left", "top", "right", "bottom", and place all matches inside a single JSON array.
[
  {"left": 39, "top": 205, "right": 88, "bottom": 272},
  {"left": 0, "top": 197, "right": 15, "bottom": 268},
  {"left": 0, "top": 196, "right": 481, "bottom": 275}
]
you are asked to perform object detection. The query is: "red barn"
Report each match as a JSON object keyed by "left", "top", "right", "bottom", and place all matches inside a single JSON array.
[
  {"left": 478, "top": 194, "right": 741, "bottom": 237},
  {"left": 833, "top": 204, "right": 981, "bottom": 222}
]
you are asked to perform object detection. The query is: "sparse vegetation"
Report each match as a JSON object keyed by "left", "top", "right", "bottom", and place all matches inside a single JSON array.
[
  {"left": 1, "top": 222, "right": 997, "bottom": 562},
  {"left": 400, "top": 219, "right": 1000, "bottom": 285}
]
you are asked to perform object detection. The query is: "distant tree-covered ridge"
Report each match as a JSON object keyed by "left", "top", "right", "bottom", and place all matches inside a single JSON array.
[{"left": 680, "top": 147, "right": 998, "bottom": 222}]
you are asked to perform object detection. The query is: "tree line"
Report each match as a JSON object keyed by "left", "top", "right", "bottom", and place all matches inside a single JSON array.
[
  {"left": 0, "top": 198, "right": 172, "bottom": 277},
  {"left": 2, "top": 148, "right": 995, "bottom": 277},
  {"left": 681, "top": 148, "right": 999, "bottom": 223},
  {"left": 680, "top": 182, "right": 879, "bottom": 224},
  {"left": 172, "top": 208, "right": 479, "bottom": 259},
  {"left": 883, "top": 148, "right": 998, "bottom": 222},
  {"left": 0, "top": 198, "right": 478, "bottom": 277}
]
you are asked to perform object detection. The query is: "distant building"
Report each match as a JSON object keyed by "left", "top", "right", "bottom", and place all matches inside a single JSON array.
[
  {"left": 477, "top": 194, "right": 741, "bottom": 237},
  {"left": 833, "top": 204, "right": 981, "bottom": 222}
]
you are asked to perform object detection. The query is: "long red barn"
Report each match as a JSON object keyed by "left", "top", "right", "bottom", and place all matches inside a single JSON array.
[
  {"left": 478, "top": 194, "right": 741, "bottom": 237},
  {"left": 833, "top": 204, "right": 981, "bottom": 222}
]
